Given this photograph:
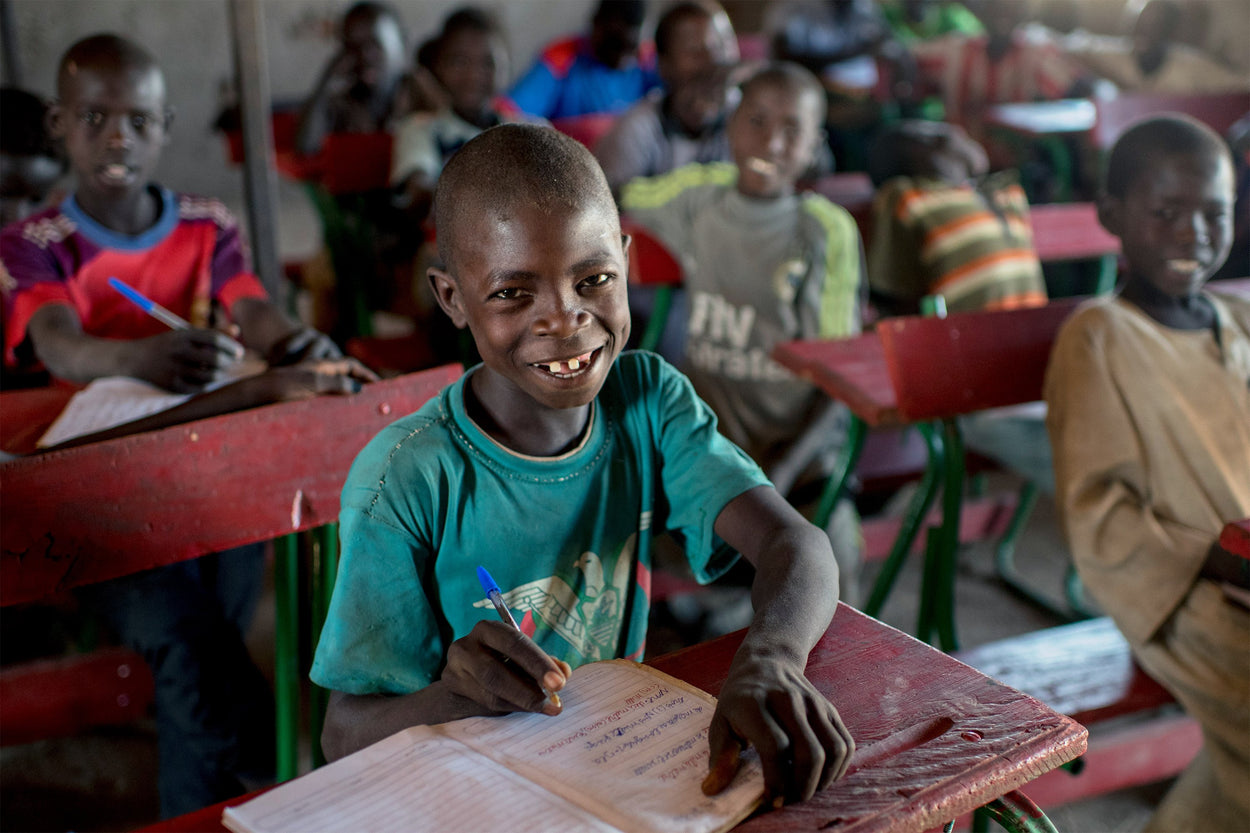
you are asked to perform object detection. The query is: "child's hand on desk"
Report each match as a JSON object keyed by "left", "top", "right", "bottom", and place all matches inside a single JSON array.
[
  {"left": 441, "top": 620, "right": 571, "bottom": 717},
  {"left": 703, "top": 649, "right": 854, "bottom": 806},
  {"left": 127, "top": 327, "right": 245, "bottom": 393},
  {"left": 265, "top": 326, "right": 347, "bottom": 366},
  {"left": 241, "top": 358, "right": 379, "bottom": 402}
]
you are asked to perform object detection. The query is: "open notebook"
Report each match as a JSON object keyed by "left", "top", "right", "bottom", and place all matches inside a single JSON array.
[{"left": 222, "top": 660, "right": 765, "bottom": 833}]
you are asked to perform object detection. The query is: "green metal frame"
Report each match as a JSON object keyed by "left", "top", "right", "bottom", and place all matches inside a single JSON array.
[
  {"left": 304, "top": 183, "right": 375, "bottom": 343},
  {"left": 271, "top": 521, "right": 344, "bottom": 780},
  {"left": 637, "top": 285, "right": 675, "bottom": 353},
  {"left": 972, "top": 790, "right": 1061, "bottom": 833}
]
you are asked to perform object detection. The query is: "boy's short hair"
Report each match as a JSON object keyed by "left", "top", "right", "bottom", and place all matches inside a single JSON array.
[
  {"left": 433, "top": 124, "right": 617, "bottom": 272},
  {"left": 594, "top": 0, "right": 648, "bottom": 28},
  {"left": 343, "top": 0, "right": 400, "bottom": 30},
  {"left": 56, "top": 34, "right": 161, "bottom": 99},
  {"left": 738, "top": 61, "right": 827, "bottom": 126},
  {"left": 427, "top": 6, "right": 501, "bottom": 65},
  {"left": 1104, "top": 114, "right": 1231, "bottom": 199},
  {"left": 654, "top": 1, "right": 718, "bottom": 56}
]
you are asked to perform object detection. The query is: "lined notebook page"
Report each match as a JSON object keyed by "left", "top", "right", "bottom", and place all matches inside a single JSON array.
[
  {"left": 223, "top": 661, "right": 763, "bottom": 833},
  {"left": 446, "top": 661, "right": 764, "bottom": 833},
  {"left": 222, "top": 733, "right": 618, "bottom": 833}
]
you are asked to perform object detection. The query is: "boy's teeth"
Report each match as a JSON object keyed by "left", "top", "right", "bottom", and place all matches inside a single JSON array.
[
  {"left": 1169, "top": 259, "right": 1199, "bottom": 271},
  {"left": 549, "top": 361, "right": 561, "bottom": 373},
  {"left": 747, "top": 157, "right": 776, "bottom": 174},
  {"left": 568, "top": 358, "right": 580, "bottom": 370}
]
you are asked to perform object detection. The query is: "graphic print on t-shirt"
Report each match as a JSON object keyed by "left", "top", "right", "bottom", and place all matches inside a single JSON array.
[{"left": 473, "top": 535, "right": 637, "bottom": 662}]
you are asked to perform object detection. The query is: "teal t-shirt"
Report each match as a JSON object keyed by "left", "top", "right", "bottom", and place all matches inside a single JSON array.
[{"left": 311, "top": 351, "right": 771, "bottom": 695}]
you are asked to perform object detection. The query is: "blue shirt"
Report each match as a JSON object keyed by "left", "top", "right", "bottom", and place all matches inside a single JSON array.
[{"left": 507, "top": 36, "right": 661, "bottom": 121}]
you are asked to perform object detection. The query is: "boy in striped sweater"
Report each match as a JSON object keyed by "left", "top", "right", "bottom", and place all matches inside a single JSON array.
[{"left": 866, "top": 119, "right": 1047, "bottom": 316}]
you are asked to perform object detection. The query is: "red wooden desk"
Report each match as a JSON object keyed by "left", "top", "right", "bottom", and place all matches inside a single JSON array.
[
  {"left": 0, "top": 366, "right": 462, "bottom": 774},
  {"left": 139, "top": 605, "right": 1087, "bottom": 833},
  {"left": 775, "top": 301, "right": 1084, "bottom": 649},
  {"left": 1221, "top": 519, "right": 1250, "bottom": 561}
]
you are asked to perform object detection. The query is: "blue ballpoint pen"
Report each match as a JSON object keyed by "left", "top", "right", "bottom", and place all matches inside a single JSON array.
[
  {"left": 476, "top": 566, "right": 561, "bottom": 707},
  {"left": 109, "top": 276, "right": 245, "bottom": 356},
  {"left": 108, "top": 276, "right": 193, "bottom": 330}
]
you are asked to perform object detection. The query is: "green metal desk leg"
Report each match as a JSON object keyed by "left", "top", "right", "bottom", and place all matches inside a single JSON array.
[
  {"left": 308, "top": 522, "right": 339, "bottom": 770},
  {"left": 637, "top": 285, "right": 674, "bottom": 353},
  {"left": 864, "top": 422, "right": 944, "bottom": 618},
  {"left": 918, "top": 418, "right": 964, "bottom": 652},
  {"left": 273, "top": 533, "right": 301, "bottom": 782},
  {"left": 811, "top": 415, "right": 868, "bottom": 531},
  {"left": 977, "top": 791, "right": 1061, "bottom": 833}
]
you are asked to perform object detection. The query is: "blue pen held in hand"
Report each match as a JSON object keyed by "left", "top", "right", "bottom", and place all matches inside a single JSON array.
[
  {"left": 108, "top": 276, "right": 193, "bottom": 330},
  {"left": 109, "top": 276, "right": 245, "bottom": 356},
  {"left": 476, "top": 566, "right": 561, "bottom": 708}
]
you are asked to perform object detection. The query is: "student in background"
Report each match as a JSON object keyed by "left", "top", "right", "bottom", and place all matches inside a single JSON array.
[
  {"left": 621, "top": 63, "right": 865, "bottom": 604},
  {"left": 865, "top": 119, "right": 1046, "bottom": 316},
  {"left": 1061, "top": 0, "right": 1250, "bottom": 95},
  {"left": 879, "top": 0, "right": 983, "bottom": 44},
  {"left": 0, "top": 34, "right": 370, "bottom": 816},
  {"left": 1045, "top": 115, "right": 1249, "bottom": 832},
  {"left": 312, "top": 124, "right": 855, "bottom": 808},
  {"left": 390, "top": 7, "right": 527, "bottom": 237},
  {"left": 296, "top": 0, "right": 409, "bottom": 157},
  {"left": 389, "top": 6, "right": 536, "bottom": 363},
  {"left": 910, "top": 0, "right": 1087, "bottom": 142},
  {"left": 1, "top": 86, "right": 67, "bottom": 391},
  {"left": 594, "top": 0, "right": 740, "bottom": 196},
  {"left": 506, "top": 0, "right": 661, "bottom": 121},
  {"left": 0, "top": 87, "right": 66, "bottom": 228}
]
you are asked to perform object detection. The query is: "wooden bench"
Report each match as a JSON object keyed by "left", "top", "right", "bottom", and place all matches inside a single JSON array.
[
  {"left": 953, "top": 617, "right": 1199, "bottom": 811},
  {"left": 1091, "top": 91, "right": 1250, "bottom": 152},
  {"left": 0, "top": 364, "right": 462, "bottom": 780}
]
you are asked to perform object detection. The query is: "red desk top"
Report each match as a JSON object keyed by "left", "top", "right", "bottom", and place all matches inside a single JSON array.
[
  {"left": 1220, "top": 519, "right": 1250, "bottom": 561},
  {"left": 141, "top": 606, "right": 1086, "bottom": 833},
  {"left": 772, "top": 334, "right": 900, "bottom": 427},
  {"left": 0, "top": 366, "right": 462, "bottom": 608}
]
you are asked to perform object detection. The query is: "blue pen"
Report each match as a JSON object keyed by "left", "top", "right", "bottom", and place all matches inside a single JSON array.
[
  {"left": 476, "top": 566, "right": 561, "bottom": 707},
  {"left": 108, "top": 276, "right": 193, "bottom": 330}
]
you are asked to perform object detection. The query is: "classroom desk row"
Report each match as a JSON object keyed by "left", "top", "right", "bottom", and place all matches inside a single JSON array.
[
  {"left": 140, "top": 605, "right": 1087, "bottom": 833},
  {"left": 773, "top": 278, "right": 1250, "bottom": 651}
]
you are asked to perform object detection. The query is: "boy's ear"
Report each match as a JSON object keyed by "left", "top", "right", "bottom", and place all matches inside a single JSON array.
[
  {"left": 428, "top": 266, "right": 469, "bottom": 329},
  {"left": 46, "top": 101, "right": 66, "bottom": 141},
  {"left": 1096, "top": 193, "right": 1122, "bottom": 237}
]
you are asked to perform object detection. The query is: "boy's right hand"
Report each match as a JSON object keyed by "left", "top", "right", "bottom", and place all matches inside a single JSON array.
[
  {"left": 128, "top": 328, "right": 246, "bottom": 393},
  {"left": 440, "top": 620, "right": 570, "bottom": 717}
]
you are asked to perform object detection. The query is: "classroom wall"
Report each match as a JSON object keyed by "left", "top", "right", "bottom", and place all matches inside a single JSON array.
[{"left": 0, "top": 0, "right": 597, "bottom": 212}]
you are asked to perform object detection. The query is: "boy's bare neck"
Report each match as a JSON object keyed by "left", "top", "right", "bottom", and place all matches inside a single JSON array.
[
  {"left": 465, "top": 372, "right": 592, "bottom": 457},
  {"left": 74, "top": 184, "right": 162, "bottom": 236},
  {"left": 1120, "top": 276, "right": 1215, "bottom": 331}
]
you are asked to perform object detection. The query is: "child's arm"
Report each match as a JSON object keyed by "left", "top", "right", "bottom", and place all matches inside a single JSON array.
[
  {"left": 26, "top": 304, "right": 245, "bottom": 392},
  {"left": 38, "top": 359, "right": 376, "bottom": 451},
  {"left": 295, "top": 50, "right": 356, "bottom": 157},
  {"left": 229, "top": 296, "right": 347, "bottom": 366},
  {"left": 321, "top": 622, "right": 571, "bottom": 761},
  {"left": 702, "top": 484, "right": 854, "bottom": 806}
]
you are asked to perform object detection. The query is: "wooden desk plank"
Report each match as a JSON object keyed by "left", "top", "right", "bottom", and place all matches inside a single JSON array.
[
  {"left": 773, "top": 334, "right": 901, "bottom": 427},
  {"left": 877, "top": 300, "right": 1082, "bottom": 422},
  {"left": 651, "top": 606, "right": 1087, "bottom": 833},
  {"left": 140, "top": 607, "right": 1086, "bottom": 833},
  {"left": 1029, "top": 203, "right": 1120, "bottom": 263},
  {"left": 0, "top": 365, "right": 462, "bottom": 607},
  {"left": 1220, "top": 519, "right": 1250, "bottom": 561}
]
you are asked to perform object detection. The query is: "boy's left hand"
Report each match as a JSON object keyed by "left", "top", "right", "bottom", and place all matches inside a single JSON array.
[
  {"left": 266, "top": 327, "right": 350, "bottom": 367},
  {"left": 702, "top": 647, "right": 853, "bottom": 806}
]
